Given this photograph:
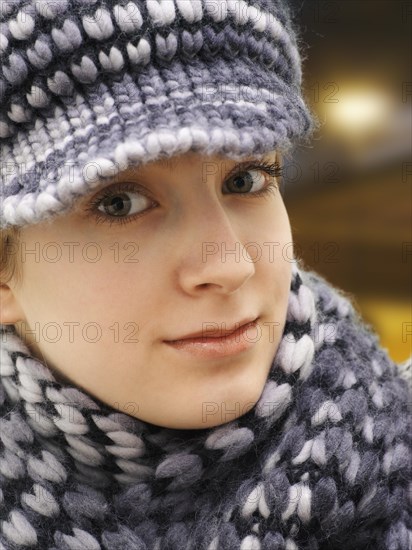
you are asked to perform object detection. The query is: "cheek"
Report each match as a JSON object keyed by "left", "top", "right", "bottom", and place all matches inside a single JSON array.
[
  {"left": 17, "top": 253, "right": 113, "bottom": 327},
  {"left": 259, "top": 206, "right": 293, "bottom": 313},
  {"left": 254, "top": 202, "right": 292, "bottom": 266}
]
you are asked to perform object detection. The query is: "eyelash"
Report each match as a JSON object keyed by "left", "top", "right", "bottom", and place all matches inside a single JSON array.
[{"left": 85, "top": 159, "right": 283, "bottom": 227}]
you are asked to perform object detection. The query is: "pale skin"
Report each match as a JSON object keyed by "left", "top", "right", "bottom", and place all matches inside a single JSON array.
[{"left": 0, "top": 150, "right": 293, "bottom": 429}]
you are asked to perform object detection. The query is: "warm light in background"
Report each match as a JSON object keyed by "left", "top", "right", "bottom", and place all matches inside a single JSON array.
[
  {"left": 325, "top": 88, "right": 391, "bottom": 135},
  {"left": 288, "top": 0, "right": 411, "bottom": 365}
]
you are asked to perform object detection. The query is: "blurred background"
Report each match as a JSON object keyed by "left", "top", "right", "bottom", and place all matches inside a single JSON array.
[{"left": 283, "top": 0, "right": 411, "bottom": 363}]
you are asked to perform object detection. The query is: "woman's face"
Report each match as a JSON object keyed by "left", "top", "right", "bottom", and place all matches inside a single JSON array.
[{"left": 3, "top": 151, "right": 293, "bottom": 429}]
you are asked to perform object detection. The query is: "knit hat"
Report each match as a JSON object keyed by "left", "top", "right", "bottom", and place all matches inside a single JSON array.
[{"left": 0, "top": 0, "right": 315, "bottom": 229}]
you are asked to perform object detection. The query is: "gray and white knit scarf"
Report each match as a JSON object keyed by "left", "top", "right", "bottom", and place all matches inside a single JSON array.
[{"left": 1, "top": 262, "right": 411, "bottom": 550}]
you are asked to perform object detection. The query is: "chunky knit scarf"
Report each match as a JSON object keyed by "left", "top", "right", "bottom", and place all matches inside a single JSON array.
[{"left": 1, "top": 262, "right": 411, "bottom": 550}]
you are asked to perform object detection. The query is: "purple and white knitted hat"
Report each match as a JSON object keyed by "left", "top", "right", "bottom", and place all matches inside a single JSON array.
[{"left": 0, "top": 0, "right": 315, "bottom": 228}]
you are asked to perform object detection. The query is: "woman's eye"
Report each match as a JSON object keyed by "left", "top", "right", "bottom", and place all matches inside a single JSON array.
[
  {"left": 224, "top": 169, "right": 268, "bottom": 195},
  {"left": 87, "top": 162, "right": 279, "bottom": 226},
  {"left": 96, "top": 190, "right": 151, "bottom": 218}
]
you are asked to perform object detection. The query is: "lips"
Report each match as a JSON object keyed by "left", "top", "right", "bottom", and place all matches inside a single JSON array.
[
  {"left": 164, "top": 317, "right": 261, "bottom": 360},
  {"left": 165, "top": 317, "right": 259, "bottom": 342}
]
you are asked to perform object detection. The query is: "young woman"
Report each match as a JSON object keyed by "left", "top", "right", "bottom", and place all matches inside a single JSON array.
[{"left": 1, "top": 1, "right": 410, "bottom": 548}]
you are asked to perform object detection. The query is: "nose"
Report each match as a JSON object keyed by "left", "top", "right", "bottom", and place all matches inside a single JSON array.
[{"left": 176, "top": 198, "right": 256, "bottom": 296}]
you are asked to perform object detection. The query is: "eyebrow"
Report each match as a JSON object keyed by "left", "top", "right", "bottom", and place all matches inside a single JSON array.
[
  {"left": 156, "top": 157, "right": 182, "bottom": 169},
  {"left": 154, "top": 151, "right": 275, "bottom": 170}
]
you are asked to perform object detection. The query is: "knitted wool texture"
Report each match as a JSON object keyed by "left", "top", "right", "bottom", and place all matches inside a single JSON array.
[
  {"left": 0, "top": 0, "right": 315, "bottom": 228},
  {"left": 1, "top": 262, "right": 411, "bottom": 550}
]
